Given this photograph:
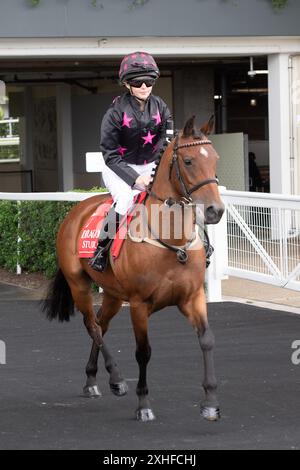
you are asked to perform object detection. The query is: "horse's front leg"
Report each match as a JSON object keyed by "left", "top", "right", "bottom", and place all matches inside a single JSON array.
[
  {"left": 179, "top": 287, "right": 220, "bottom": 421},
  {"left": 130, "top": 301, "right": 155, "bottom": 422}
]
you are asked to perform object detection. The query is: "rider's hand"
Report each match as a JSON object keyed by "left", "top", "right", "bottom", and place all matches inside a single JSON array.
[{"left": 135, "top": 174, "right": 152, "bottom": 188}]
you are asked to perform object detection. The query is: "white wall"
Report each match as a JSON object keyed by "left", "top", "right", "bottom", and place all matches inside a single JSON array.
[{"left": 210, "top": 133, "right": 247, "bottom": 191}]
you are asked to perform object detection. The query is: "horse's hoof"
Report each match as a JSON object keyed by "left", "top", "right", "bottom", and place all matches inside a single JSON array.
[
  {"left": 200, "top": 405, "right": 221, "bottom": 421},
  {"left": 136, "top": 408, "right": 156, "bottom": 422},
  {"left": 110, "top": 381, "right": 129, "bottom": 397},
  {"left": 83, "top": 385, "right": 102, "bottom": 398}
]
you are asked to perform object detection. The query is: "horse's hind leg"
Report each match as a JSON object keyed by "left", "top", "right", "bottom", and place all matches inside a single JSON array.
[
  {"left": 84, "top": 293, "right": 128, "bottom": 398},
  {"left": 130, "top": 301, "right": 155, "bottom": 422},
  {"left": 67, "top": 275, "right": 122, "bottom": 397},
  {"left": 179, "top": 287, "right": 220, "bottom": 421}
]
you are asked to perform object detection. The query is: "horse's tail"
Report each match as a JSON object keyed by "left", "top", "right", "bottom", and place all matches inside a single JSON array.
[{"left": 41, "top": 269, "right": 75, "bottom": 322}]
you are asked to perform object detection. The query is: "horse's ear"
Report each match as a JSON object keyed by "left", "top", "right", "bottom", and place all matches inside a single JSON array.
[
  {"left": 200, "top": 115, "right": 215, "bottom": 136},
  {"left": 183, "top": 115, "right": 196, "bottom": 138}
]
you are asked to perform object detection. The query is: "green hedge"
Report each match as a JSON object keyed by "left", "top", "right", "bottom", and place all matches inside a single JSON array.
[
  {"left": 0, "top": 201, "right": 19, "bottom": 271},
  {"left": 20, "top": 200, "right": 76, "bottom": 277},
  {"left": 0, "top": 188, "right": 107, "bottom": 277},
  {"left": 0, "top": 145, "right": 20, "bottom": 160}
]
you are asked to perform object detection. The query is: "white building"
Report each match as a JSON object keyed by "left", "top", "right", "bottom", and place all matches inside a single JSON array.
[{"left": 0, "top": 0, "right": 299, "bottom": 195}]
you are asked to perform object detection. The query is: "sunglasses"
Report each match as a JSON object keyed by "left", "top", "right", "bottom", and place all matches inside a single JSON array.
[{"left": 127, "top": 78, "right": 156, "bottom": 88}]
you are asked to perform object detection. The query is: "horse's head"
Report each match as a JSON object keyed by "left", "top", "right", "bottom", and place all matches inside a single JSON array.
[{"left": 170, "top": 115, "right": 224, "bottom": 224}]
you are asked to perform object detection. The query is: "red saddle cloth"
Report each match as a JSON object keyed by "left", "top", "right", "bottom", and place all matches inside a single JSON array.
[{"left": 78, "top": 192, "right": 147, "bottom": 260}]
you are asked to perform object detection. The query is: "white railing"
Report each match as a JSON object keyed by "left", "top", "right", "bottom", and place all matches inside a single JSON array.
[
  {"left": 220, "top": 189, "right": 300, "bottom": 292},
  {"left": 0, "top": 118, "right": 19, "bottom": 139},
  {"left": 0, "top": 118, "right": 20, "bottom": 162},
  {"left": 0, "top": 191, "right": 105, "bottom": 202}
]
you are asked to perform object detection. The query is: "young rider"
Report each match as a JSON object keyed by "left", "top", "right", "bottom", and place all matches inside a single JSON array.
[{"left": 90, "top": 51, "right": 172, "bottom": 271}]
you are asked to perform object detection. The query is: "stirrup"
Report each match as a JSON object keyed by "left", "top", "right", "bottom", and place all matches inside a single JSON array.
[
  {"left": 89, "top": 250, "right": 109, "bottom": 272},
  {"left": 89, "top": 249, "right": 108, "bottom": 272},
  {"left": 89, "top": 240, "right": 112, "bottom": 272},
  {"left": 89, "top": 206, "right": 119, "bottom": 272}
]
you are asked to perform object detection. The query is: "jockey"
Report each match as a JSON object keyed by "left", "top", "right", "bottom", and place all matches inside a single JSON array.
[{"left": 90, "top": 51, "right": 172, "bottom": 272}]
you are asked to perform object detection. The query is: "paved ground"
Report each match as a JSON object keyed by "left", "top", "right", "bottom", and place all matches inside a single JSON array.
[
  {"left": 0, "top": 283, "right": 300, "bottom": 450},
  {"left": 222, "top": 277, "right": 300, "bottom": 311}
]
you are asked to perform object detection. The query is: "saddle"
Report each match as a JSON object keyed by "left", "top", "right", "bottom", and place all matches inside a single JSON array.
[{"left": 78, "top": 192, "right": 147, "bottom": 259}]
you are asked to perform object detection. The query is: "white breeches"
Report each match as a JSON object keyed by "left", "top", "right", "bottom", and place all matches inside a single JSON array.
[{"left": 101, "top": 161, "right": 156, "bottom": 215}]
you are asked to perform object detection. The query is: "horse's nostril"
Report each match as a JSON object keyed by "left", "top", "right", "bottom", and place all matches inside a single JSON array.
[
  {"left": 205, "top": 205, "right": 224, "bottom": 223},
  {"left": 206, "top": 206, "right": 216, "bottom": 216}
]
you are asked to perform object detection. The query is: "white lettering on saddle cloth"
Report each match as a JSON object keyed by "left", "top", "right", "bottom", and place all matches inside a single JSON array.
[
  {"left": 78, "top": 201, "right": 113, "bottom": 258},
  {"left": 82, "top": 229, "right": 101, "bottom": 239}
]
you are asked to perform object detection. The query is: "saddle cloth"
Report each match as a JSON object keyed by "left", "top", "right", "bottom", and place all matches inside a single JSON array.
[{"left": 78, "top": 192, "right": 147, "bottom": 259}]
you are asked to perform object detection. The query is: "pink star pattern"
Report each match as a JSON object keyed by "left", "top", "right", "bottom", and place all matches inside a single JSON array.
[
  {"left": 152, "top": 110, "right": 161, "bottom": 125},
  {"left": 122, "top": 112, "right": 133, "bottom": 128},
  {"left": 142, "top": 130, "right": 156, "bottom": 146},
  {"left": 118, "top": 146, "right": 127, "bottom": 156}
]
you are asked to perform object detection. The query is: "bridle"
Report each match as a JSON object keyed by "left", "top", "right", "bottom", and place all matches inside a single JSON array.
[
  {"left": 168, "top": 134, "right": 219, "bottom": 202},
  {"left": 144, "top": 135, "right": 219, "bottom": 264}
]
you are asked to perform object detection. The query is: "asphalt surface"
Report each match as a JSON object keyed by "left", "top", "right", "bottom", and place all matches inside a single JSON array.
[{"left": 0, "top": 283, "right": 299, "bottom": 450}]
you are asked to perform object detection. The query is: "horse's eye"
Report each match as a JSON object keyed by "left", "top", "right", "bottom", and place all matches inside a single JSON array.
[{"left": 184, "top": 159, "right": 192, "bottom": 166}]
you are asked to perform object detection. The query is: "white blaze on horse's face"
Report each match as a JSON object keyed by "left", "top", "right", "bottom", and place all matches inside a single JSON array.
[{"left": 200, "top": 147, "right": 209, "bottom": 158}]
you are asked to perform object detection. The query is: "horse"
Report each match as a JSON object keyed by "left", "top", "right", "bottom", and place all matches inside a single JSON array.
[{"left": 42, "top": 115, "right": 225, "bottom": 422}]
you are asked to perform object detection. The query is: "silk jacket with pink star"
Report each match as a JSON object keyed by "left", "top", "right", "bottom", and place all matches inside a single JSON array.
[{"left": 100, "top": 92, "right": 172, "bottom": 187}]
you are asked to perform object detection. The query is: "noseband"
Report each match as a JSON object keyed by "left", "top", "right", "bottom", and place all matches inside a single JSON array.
[{"left": 169, "top": 135, "right": 219, "bottom": 202}]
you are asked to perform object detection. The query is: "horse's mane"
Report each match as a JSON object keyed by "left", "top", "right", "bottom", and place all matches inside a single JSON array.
[{"left": 147, "top": 138, "right": 169, "bottom": 192}]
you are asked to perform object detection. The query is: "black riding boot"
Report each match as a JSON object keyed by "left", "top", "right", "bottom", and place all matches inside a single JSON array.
[{"left": 89, "top": 207, "right": 119, "bottom": 272}]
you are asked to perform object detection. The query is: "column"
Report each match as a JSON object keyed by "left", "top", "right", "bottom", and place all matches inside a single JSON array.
[
  {"left": 56, "top": 84, "right": 74, "bottom": 191},
  {"left": 173, "top": 67, "right": 214, "bottom": 131},
  {"left": 268, "top": 53, "right": 291, "bottom": 194},
  {"left": 291, "top": 55, "right": 300, "bottom": 195},
  {"left": 24, "top": 87, "right": 34, "bottom": 191}
]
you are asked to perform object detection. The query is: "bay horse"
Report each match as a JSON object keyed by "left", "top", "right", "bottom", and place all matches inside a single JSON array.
[{"left": 42, "top": 115, "right": 225, "bottom": 422}]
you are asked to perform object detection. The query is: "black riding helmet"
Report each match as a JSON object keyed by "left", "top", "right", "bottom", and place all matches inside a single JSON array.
[{"left": 119, "top": 51, "right": 160, "bottom": 83}]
